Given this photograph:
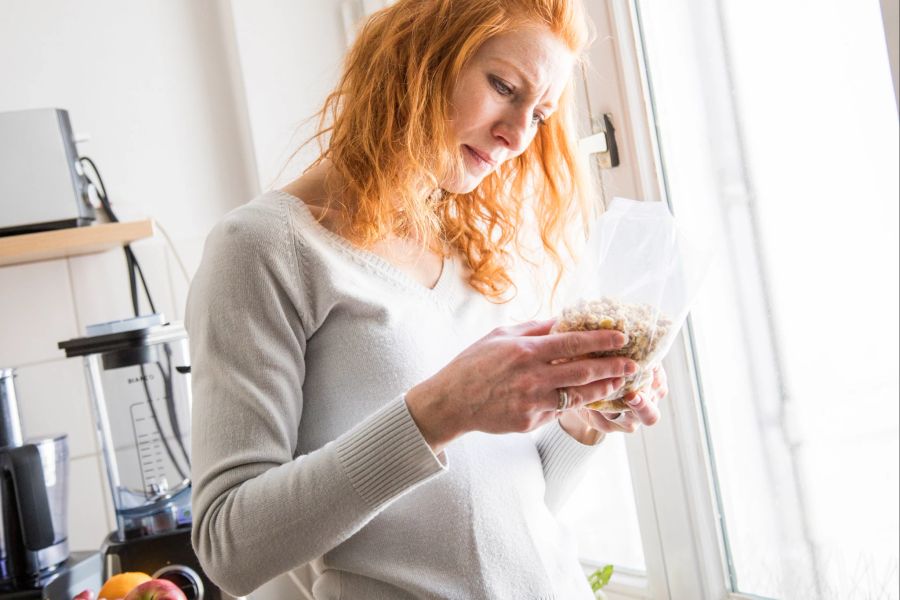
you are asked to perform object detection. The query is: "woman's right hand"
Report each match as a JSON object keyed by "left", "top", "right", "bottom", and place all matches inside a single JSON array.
[{"left": 404, "top": 319, "right": 639, "bottom": 454}]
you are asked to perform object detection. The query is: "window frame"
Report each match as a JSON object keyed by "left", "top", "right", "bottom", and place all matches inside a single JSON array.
[
  {"left": 578, "top": 1, "right": 740, "bottom": 598},
  {"left": 584, "top": 0, "right": 900, "bottom": 596}
]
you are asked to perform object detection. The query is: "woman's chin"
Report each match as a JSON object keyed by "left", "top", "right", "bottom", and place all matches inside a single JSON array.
[{"left": 441, "top": 173, "right": 485, "bottom": 195}]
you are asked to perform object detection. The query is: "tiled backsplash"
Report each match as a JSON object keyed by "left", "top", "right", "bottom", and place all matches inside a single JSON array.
[
  {"left": 68, "top": 454, "right": 117, "bottom": 551},
  {"left": 15, "top": 358, "right": 98, "bottom": 459},
  {"left": 0, "top": 258, "right": 79, "bottom": 366},
  {"left": 2, "top": 233, "right": 204, "bottom": 551}
]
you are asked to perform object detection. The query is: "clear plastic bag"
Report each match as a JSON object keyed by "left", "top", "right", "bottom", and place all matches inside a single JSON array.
[{"left": 551, "top": 197, "right": 711, "bottom": 412}]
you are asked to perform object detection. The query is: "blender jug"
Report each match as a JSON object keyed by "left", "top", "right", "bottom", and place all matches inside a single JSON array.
[{"left": 59, "top": 315, "right": 192, "bottom": 541}]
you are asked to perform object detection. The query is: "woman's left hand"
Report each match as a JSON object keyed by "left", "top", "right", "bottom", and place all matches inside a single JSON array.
[{"left": 558, "top": 364, "right": 668, "bottom": 443}]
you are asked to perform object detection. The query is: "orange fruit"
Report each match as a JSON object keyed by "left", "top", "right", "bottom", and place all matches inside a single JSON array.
[{"left": 98, "top": 572, "right": 153, "bottom": 600}]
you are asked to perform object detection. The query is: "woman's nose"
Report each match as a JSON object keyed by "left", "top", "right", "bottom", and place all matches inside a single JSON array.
[{"left": 493, "top": 109, "right": 533, "bottom": 154}]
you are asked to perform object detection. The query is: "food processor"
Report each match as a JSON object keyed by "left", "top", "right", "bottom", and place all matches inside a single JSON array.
[
  {"left": 59, "top": 315, "right": 226, "bottom": 600},
  {"left": 0, "top": 368, "right": 102, "bottom": 599}
]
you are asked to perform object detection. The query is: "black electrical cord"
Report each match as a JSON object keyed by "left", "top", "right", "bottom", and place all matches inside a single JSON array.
[
  {"left": 79, "top": 156, "right": 157, "bottom": 315},
  {"left": 78, "top": 156, "right": 192, "bottom": 487}
]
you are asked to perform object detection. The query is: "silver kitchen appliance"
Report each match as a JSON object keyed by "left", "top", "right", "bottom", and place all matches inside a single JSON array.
[
  {"left": 59, "top": 315, "right": 225, "bottom": 600},
  {"left": 0, "top": 368, "right": 91, "bottom": 595},
  {"left": 0, "top": 108, "right": 95, "bottom": 236}
]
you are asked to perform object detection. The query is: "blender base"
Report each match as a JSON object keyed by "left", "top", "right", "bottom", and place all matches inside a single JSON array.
[
  {"left": 102, "top": 528, "right": 228, "bottom": 600},
  {"left": 0, "top": 551, "right": 102, "bottom": 599}
]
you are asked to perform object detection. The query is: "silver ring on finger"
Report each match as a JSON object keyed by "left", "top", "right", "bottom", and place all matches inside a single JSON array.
[
  {"left": 610, "top": 411, "right": 630, "bottom": 424},
  {"left": 557, "top": 388, "right": 571, "bottom": 412}
]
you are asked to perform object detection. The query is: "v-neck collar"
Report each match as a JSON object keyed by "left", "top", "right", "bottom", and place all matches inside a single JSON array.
[{"left": 277, "top": 190, "right": 459, "bottom": 303}]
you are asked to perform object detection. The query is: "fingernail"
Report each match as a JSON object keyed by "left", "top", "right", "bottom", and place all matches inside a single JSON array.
[
  {"left": 627, "top": 394, "right": 643, "bottom": 406},
  {"left": 617, "top": 333, "right": 629, "bottom": 347},
  {"left": 625, "top": 362, "right": 638, "bottom": 375}
]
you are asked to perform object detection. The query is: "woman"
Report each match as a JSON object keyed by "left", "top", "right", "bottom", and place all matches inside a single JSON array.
[{"left": 186, "top": 0, "right": 668, "bottom": 597}]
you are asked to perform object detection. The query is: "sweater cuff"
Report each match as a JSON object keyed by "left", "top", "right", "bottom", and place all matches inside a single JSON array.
[{"left": 336, "top": 395, "right": 447, "bottom": 509}]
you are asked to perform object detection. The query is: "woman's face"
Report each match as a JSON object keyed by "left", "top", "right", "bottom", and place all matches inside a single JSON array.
[{"left": 442, "top": 26, "right": 576, "bottom": 194}]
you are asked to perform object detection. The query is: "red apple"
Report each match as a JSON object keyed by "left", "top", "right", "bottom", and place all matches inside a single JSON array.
[{"left": 122, "top": 579, "right": 188, "bottom": 600}]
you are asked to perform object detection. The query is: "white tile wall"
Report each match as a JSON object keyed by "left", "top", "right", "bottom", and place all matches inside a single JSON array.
[
  {"left": 130, "top": 238, "right": 179, "bottom": 322},
  {"left": 162, "top": 234, "right": 208, "bottom": 321},
  {"left": 67, "top": 454, "right": 114, "bottom": 551},
  {"left": 66, "top": 249, "right": 133, "bottom": 331},
  {"left": 15, "top": 358, "right": 99, "bottom": 459},
  {"left": 0, "top": 258, "right": 78, "bottom": 366},
  {"left": 68, "top": 236, "right": 196, "bottom": 328}
]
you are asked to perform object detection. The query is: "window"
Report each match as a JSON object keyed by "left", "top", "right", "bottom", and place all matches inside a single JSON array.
[
  {"left": 633, "top": 0, "right": 899, "bottom": 597},
  {"left": 558, "top": 436, "right": 647, "bottom": 575},
  {"left": 571, "top": 0, "right": 897, "bottom": 598}
]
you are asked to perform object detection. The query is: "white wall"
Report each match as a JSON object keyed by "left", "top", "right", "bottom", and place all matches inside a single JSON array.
[
  {"left": 229, "top": 0, "right": 349, "bottom": 189},
  {"left": 0, "top": 3, "right": 350, "bottom": 593}
]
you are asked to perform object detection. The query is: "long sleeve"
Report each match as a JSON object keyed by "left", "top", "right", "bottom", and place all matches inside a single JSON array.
[
  {"left": 534, "top": 419, "right": 601, "bottom": 514},
  {"left": 185, "top": 203, "right": 446, "bottom": 596}
]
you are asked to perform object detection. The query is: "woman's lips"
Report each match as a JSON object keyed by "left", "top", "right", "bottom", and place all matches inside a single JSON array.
[{"left": 463, "top": 145, "right": 496, "bottom": 170}]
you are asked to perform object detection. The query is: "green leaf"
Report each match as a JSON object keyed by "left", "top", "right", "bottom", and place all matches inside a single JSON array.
[{"left": 587, "top": 564, "right": 614, "bottom": 592}]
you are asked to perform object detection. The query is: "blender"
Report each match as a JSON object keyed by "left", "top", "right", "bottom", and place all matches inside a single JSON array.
[{"left": 59, "top": 315, "right": 226, "bottom": 600}]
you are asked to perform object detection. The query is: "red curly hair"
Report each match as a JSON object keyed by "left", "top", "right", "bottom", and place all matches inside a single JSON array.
[{"left": 306, "top": 0, "right": 595, "bottom": 302}]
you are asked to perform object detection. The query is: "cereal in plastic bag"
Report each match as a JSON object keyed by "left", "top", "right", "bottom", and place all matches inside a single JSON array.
[{"left": 551, "top": 197, "right": 710, "bottom": 412}]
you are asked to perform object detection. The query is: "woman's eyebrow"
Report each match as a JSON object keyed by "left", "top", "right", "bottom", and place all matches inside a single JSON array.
[{"left": 489, "top": 57, "right": 539, "bottom": 90}]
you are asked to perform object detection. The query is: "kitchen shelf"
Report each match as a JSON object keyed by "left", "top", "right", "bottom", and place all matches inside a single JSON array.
[{"left": 0, "top": 220, "right": 155, "bottom": 267}]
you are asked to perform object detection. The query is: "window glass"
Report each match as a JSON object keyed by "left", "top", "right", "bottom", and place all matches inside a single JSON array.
[
  {"left": 558, "top": 435, "right": 646, "bottom": 572},
  {"left": 635, "top": 0, "right": 899, "bottom": 597}
]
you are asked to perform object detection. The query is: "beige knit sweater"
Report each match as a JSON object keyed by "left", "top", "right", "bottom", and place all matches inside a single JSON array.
[{"left": 185, "top": 191, "right": 600, "bottom": 599}]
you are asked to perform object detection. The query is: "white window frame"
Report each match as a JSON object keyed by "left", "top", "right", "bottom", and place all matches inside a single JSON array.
[
  {"left": 578, "top": 2, "right": 753, "bottom": 598},
  {"left": 880, "top": 0, "right": 899, "bottom": 110}
]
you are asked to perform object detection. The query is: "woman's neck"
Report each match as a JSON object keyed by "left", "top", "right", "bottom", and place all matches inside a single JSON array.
[{"left": 282, "top": 160, "right": 443, "bottom": 247}]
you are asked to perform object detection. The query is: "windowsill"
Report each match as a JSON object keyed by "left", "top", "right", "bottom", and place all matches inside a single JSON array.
[{"left": 580, "top": 561, "right": 651, "bottom": 599}]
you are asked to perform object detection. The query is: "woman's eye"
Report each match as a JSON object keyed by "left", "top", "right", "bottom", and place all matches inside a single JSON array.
[
  {"left": 489, "top": 75, "right": 545, "bottom": 126},
  {"left": 490, "top": 76, "right": 514, "bottom": 96}
]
